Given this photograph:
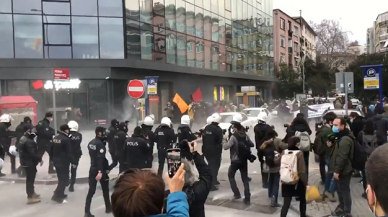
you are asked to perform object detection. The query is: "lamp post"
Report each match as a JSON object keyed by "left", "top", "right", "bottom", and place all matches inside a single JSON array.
[{"left": 31, "top": 9, "right": 57, "bottom": 133}]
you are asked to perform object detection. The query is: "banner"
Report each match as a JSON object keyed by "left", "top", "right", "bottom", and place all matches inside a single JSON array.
[
  {"left": 173, "top": 93, "right": 188, "bottom": 114},
  {"left": 192, "top": 88, "right": 202, "bottom": 102},
  {"left": 292, "top": 103, "right": 334, "bottom": 119}
]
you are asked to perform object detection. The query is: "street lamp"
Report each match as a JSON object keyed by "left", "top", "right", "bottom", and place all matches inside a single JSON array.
[{"left": 31, "top": 9, "right": 57, "bottom": 133}]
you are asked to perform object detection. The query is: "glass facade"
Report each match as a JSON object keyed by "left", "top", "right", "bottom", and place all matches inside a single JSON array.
[
  {"left": 0, "top": 0, "right": 124, "bottom": 59},
  {"left": 125, "top": 0, "right": 274, "bottom": 76}
]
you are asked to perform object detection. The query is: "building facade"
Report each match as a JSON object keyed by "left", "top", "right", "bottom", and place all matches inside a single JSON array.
[
  {"left": 367, "top": 11, "right": 388, "bottom": 54},
  {"left": 0, "top": 0, "right": 275, "bottom": 126},
  {"left": 293, "top": 17, "right": 316, "bottom": 61}
]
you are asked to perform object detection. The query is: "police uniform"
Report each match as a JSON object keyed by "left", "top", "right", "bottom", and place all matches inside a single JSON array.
[
  {"left": 35, "top": 116, "right": 55, "bottom": 173},
  {"left": 85, "top": 127, "right": 112, "bottom": 217},
  {"left": 106, "top": 119, "right": 119, "bottom": 168},
  {"left": 114, "top": 122, "right": 129, "bottom": 173},
  {"left": 177, "top": 124, "right": 197, "bottom": 161},
  {"left": 0, "top": 122, "right": 16, "bottom": 175},
  {"left": 124, "top": 127, "right": 151, "bottom": 170},
  {"left": 154, "top": 125, "right": 176, "bottom": 176},
  {"left": 49, "top": 125, "right": 76, "bottom": 203},
  {"left": 69, "top": 130, "right": 82, "bottom": 191},
  {"left": 202, "top": 122, "right": 223, "bottom": 188},
  {"left": 141, "top": 124, "right": 156, "bottom": 168}
]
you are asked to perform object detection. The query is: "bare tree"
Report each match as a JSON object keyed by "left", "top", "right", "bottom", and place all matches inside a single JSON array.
[{"left": 311, "top": 20, "right": 350, "bottom": 72}]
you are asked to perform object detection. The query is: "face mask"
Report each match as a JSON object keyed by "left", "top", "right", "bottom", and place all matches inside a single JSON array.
[
  {"left": 28, "top": 132, "right": 37, "bottom": 139},
  {"left": 332, "top": 126, "right": 340, "bottom": 133}
]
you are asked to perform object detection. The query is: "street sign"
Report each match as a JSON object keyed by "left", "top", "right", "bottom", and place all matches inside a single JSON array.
[
  {"left": 295, "top": 93, "right": 307, "bottom": 101},
  {"left": 146, "top": 76, "right": 158, "bottom": 95},
  {"left": 362, "top": 66, "right": 381, "bottom": 89},
  {"left": 53, "top": 68, "right": 70, "bottom": 80},
  {"left": 335, "top": 72, "right": 354, "bottom": 94},
  {"left": 127, "top": 79, "right": 145, "bottom": 98}
]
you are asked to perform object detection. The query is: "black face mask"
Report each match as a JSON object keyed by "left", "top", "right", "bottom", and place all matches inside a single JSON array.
[{"left": 28, "top": 133, "right": 37, "bottom": 139}]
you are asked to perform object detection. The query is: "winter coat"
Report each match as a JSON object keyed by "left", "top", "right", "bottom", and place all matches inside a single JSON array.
[
  {"left": 223, "top": 131, "right": 254, "bottom": 163},
  {"left": 329, "top": 129, "right": 354, "bottom": 176},
  {"left": 258, "top": 138, "right": 288, "bottom": 173}
]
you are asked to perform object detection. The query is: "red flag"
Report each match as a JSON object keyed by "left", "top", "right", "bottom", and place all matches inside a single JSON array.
[
  {"left": 191, "top": 88, "right": 202, "bottom": 102},
  {"left": 32, "top": 80, "right": 43, "bottom": 89}
]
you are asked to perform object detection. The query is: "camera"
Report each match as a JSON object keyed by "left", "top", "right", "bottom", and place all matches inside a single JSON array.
[
  {"left": 194, "top": 129, "right": 205, "bottom": 138},
  {"left": 315, "top": 121, "right": 323, "bottom": 131},
  {"left": 327, "top": 133, "right": 337, "bottom": 144}
]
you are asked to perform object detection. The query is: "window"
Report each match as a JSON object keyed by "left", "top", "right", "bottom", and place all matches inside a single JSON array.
[
  {"left": 166, "top": 32, "right": 177, "bottom": 64},
  {"left": 280, "top": 53, "right": 285, "bottom": 63},
  {"left": 140, "top": 0, "right": 152, "bottom": 23},
  {"left": 294, "top": 42, "right": 298, "bottom": 51},
  {"left": 126, "top": 20, "right": 141, "bottom": 58},
  {"left": 125, "top": 0, "right": 140, "bottom": 20},
  {"left": 196, "top": 41, "right": 204, "bottom": 53},
  {"left": 154, "top": 0, "right": 165, "bottom": 17},
  {"left": 176, "top": 0, "right": 185, "bottom": 33},
  {"left": 280, "top": 36, "right": 285, "bottom": 47},
  {"left": 0, "top": 0, "right": 12, "bottom": 13},
  {"left": 43, "top": 1, "right": 70, "bottom": 15},
  {"left": 98, "top": 0, "right": 123, "bottom": 17},
  {"left": 288, "top": 21, "right": 291, "bottom": 31},
  {"left": 0, "top": 14, "right": 14, "bottom": 58},
  {"left": 195, "top": 7, "right": 204, "bottom": 38},
  {"left": 44, "top": 46, "right": 72, "bottom": 58},
  {"left": 141, "top": 23, "right": 153, "bottom": 60},
  {"left": 44, "top": 24, "right": 71, "bottom": 45},
  {"left": 280, "top": 18, "right": 285, "bottom": 30},
  {"left": 294, "top": 26, "right": 299, "bottom": 35},
  {"left": 186, "top": 3, "right": 195, "bottom": 36},
  {"left": 13, "top": 0, "right": 41, "bottom": 14},
  {"left": 187, "top": 41, "right": 193, "bottom": 52},
  {"left": 165, "top": 0, "right": 176, "bottom": 30},
  {"left": 154, "top": 34, "right": 166, "bottom": 53},
  {"left": 14, "top": 15, "right": 43, "bottom": 58},
  {"left": 71, "top": 0, "right": 97, "bottom": 16},
  {"left": 72, "top": 17, "right": 99, "bottom": 59},
  {"left": 99, "top": 18, "right": 124, "bottom": 59}
]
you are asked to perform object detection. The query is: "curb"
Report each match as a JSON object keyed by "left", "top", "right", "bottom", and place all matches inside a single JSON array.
[{"left": 0, "top": 176, "right": 91, "bottom": 185}]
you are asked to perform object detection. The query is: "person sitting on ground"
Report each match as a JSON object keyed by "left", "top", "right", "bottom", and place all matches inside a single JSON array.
[
  {"left": 111, "top": 165, "right": 189, "bottom": 217},
  {"left": 365, "top": 144, "right": 388, "bottom": 216}
]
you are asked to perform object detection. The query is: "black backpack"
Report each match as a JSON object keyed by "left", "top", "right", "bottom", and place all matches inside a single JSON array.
[
  {"left": 362, "top": 132, "right": 378, "bottom": 155},
  {"left": 263, "top": 143, "right": 276, "bottom": 167},
  {"left": 313, "top": 127, "right": 326, "bottom": 155},
  {"left": 347, "top": 137, "right": 367, "bottom": 170},
  {"left": 235, "top": 133, "right": 251, "bottom": 160}
]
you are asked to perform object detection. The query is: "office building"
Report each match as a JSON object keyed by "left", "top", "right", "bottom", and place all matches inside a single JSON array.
[{"left": 366, "top": 11, "right": 388, "bottom": 54}]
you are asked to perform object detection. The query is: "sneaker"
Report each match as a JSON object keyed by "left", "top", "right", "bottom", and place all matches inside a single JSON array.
[
  {"left": 51, "top": 195, "right": 64, "bottom": 204},
  {"left": 331, "top": 206, "right": 344, "bottom": 216},
  {"left": 248, "top": 177, "right": 252, "bottom": 182},
  {"left": 32, "top": 193, "right": 41, "bottom": 199},
  {"left": 69, "top": 185, "right": 74, "bottom": 192},
  {"left": 232, "top": 195, "right": 242, "bottom": 200},
  {"left": 324, "top": 191, "right": 337, "bottom": 202},
  {"left": 243, "top": 199, "right": 251, "bottom": 205},
  {"left": 84, "top": 213, "right": 95, "bottom": 217},
  {"left": 270, "top": 196, "right": 280, "bottom": 207},
  {"left": 27, "top": 197, "right": 41, "bottom": 205},
  {"left": 105, "top": 206, "right": 112, "bottom": 214}
]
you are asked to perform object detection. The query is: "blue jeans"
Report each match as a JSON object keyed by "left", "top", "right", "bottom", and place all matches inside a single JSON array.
[
  {"left": 303, "top": 151, "right": 309, "bottom": 178},
  {"left": 268, "top": 173, "right": 280, "bottom": 202},
  {"left": 325, "top": 158, "right": 336, "bottom": 193}
]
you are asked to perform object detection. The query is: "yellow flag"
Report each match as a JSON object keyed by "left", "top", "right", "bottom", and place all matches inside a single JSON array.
[{"left": 173, "top": 93, "right": 188, "bottom": 114}]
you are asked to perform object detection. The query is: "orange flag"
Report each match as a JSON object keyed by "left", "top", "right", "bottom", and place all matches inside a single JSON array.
[{"left": 173, "top": 93, "right": 188, "bottom": 114}]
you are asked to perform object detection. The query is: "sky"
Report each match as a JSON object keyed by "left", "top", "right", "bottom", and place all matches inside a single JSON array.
[{"left": 273, "top": 0, "right": 388, "bottom": 45}]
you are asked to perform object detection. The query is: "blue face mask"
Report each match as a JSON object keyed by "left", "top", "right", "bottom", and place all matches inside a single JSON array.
[{"left": 332, "top": 126, "right": 340, "bottom": 133}]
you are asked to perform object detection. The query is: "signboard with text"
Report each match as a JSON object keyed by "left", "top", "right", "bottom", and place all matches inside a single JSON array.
[
  {"left": 53, "top": 68, "right": 70, "bottom": 80},
  {"left": 362, "top": 65, "right": 382, "bottom": 90},
  {"left": 146, "top": 76, "right": 158, "bottom": 95},
  {"left": 127, "top": 79, "right": 145, "bottom": 98}
]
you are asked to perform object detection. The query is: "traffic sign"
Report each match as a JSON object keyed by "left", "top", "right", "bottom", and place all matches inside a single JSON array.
[
  {"left": 53, "top": 68, "right": 69, "bottom": 80},
  {"left": 335, "top": 72, "right": 354, "bottom": 94},
  {"left": 127, "top": 79, "right": 145, "bottom": 98}
]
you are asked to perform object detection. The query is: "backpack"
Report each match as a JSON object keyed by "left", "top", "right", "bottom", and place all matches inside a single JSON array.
[
  {"left": 362, "top": 132, "right": 378, "bottom": 155},
  {"left": 312, "top": 127, "right": 326, "bottom": 155},
  {"left": 280, "top": 150, "right": 300, "bottom": 184},
  {"left": 347, "top": 137, "right": 367, "bottom": 170},
  {"left": 235, "top": 133, "right": 251, "bottom": 160},
  {"left": 262, "top": 143, "right": 281, "bottom": 169},
  {"left": 295, "top": 131, "right": 311, "bottom": 151}
]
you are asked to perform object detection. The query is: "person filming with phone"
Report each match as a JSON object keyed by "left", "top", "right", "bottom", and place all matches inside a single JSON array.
[{"left": 111, "top": 165, "right": 189, "bottom": 217}]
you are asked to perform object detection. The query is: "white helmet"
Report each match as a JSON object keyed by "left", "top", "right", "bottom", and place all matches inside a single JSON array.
[
  {"left": 9, "top": 145, "right": 18, "bottom": 157},
  {"left": 206, "top": 116, "right": 212, "bottom": 125},
  {"left": 231, "top": 113, "right": 243, "bottom": 123},
  {"left": 68, "top": 120, "right": 79, "bottom": 131},
  {"left": 161, "top": 117, "right": 172, "bottom": 126},
  {"left": 149, "top": 114, "right": 155, "bottom": 121},
  {"left": 144, "top": 116, "right": 155, "bottom": 126},
  {"left": 0, "top": 158, "right": 3, "bottom": 170},
  {"left": 0, "top": 114, "right": 13, "bottom": 123},
  {"left": 181, "top": 115, "right": 191, "bottom": 125},
  {"left": 210, "top": 113, "right": 221, "bottom": 123}
]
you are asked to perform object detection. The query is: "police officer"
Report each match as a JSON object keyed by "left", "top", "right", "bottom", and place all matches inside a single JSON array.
[
  {"left": 254, "top": 117, "right": 272, "bottom": 188},
  {"left": 49, "top": 124, "right": 77, "bottom": 203},
  {"left": 107, "top": 119, "right": 119, "bottom": 168},
  {"left": 67, "top": 121, "right": 83, "bottom": 192},
  {"left": 141, "top": 115, "right": 156, "bottom": 168},
  {"left": 154, "top": 117, "right": 176, "bottom": 176},
  {"left": 124, "top": 126, "right": 151, "bottom": 170},
  {"left": 177, "top": 115, "right": 197, "bottom": 161},
  {"left": 0, "top": 114, "right": 16, "bottom": 176},
  {"left": 84, "top": 127, "right": 112, "bottom": 217},
  {"left": 202, "top": 113, "right": 223, "bottom": 191},
  {"left": 36, "top": 112, "right": 55, "bottom": 174},
  {"left": 114, "top": 122, "right": 129, "bottom": 173},
  {"left": 15, "top": 117, "right": 32, "bottom": 143},
  {"left": 18, "top": 124, "right": 42, "bottom": 205}
]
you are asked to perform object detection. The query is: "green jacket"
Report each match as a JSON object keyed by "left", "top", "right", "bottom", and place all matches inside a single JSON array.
[
  {"left": 329, "top": 133, "right": 354, "bottom": 175},
  {"left": 321, "top": 125, "right": 333, "bottom": 157}
]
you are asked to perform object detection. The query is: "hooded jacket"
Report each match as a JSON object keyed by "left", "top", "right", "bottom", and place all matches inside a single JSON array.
[
  {"left": 373, "top": 114, "right": 388, "bottom": 138},
  {"left": 285, "top": 118, "right": 312, "bottom": 142},
  {"left": 258, "top": 138, "right": 288, "bottom": 173},
  {"left": 329, "top": 129, "right": 355, "bottom": 176},
  {"left": 19, "top": 135, "right": 41, "bottom": 167},
  {"left": 223, "top": 130, "right": 254, "bottom": 163},
  {"left": 350, "top": 116, "right": 364, "bottom": 140}
]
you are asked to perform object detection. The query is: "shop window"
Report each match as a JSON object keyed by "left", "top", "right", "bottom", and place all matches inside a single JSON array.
[
  {"left": 98, "top": 0, "right": 123, "bottom": 17},
  {"left": 99, "top": 17, "right": 124, "bottom": 59},
  {"left": 72, "top": 17, "right": 99, "bottom": 59},
  {"left": 71, "top": 0, "right": 97, "bottom": 16},
  {"left": 14, "top": 15, "right": 43, "bottom": 59},
  {"left": 0, "top": 14, "right": 14, "bottom": 58}
]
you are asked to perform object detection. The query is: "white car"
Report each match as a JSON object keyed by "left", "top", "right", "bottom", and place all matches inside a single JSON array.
[{"left": 242, "top": 108, "right": 272, "bottom": 123}]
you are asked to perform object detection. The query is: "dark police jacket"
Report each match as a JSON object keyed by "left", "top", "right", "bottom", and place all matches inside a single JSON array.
[
  {"left": 19, "top": 135, "right": 41, "bottom": 167},
  {"left": 49, "top": 132, "right": 76, "bottom": 167},
  {"left": 36, "top": 119, "right": 54, "bottom": 146},
  {"left": 70, "top": 131, "right": 83, "bottom": 161},
  {"left": 88, "top": 137, "right": 110, "bottom": 172},
  {"left": 114, "top": 130, "right": 129, "bottom": 161},
  {"left": 202, "top": 123, "right": 223, "bottom": 156},
  {"left": 141, "top": 125, "right": 156, "bottom": 167},
  {"left": 0, "top": 122, "right": 15, "bottom": 147},
  {"left": 154, "top": 125, "right": 176, "bottom": 150},
  {"left": 107, "top": 125, "right": 118, "bottom": 153},
  {"left": 177, "top": 124, "right": 197, "bottom": 160},
  {"left": 124, "top": 135, "right": 151, "bottom": 169}
]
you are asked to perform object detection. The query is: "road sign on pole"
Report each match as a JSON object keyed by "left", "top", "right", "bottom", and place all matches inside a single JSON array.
[
  {"left": 127, "top": 79, "right": 145, "bottom": 98},
  {"left": 335, "top": 72, "right": 354, "bottom": 94},
  {"left": 361, "top": 64, "right": 384, "bottom": 109}
]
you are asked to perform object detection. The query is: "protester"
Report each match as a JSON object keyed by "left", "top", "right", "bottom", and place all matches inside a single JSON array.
[
  {"left": 111, "top": 165, "right": 189, "bottom": 217},
  {"left": 349, "top": 112, "right": 364, "bottom": 140}
]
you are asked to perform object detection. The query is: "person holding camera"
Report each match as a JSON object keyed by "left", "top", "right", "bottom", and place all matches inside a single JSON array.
[
  {"left": 223, "top": 114, "right": 255, "bottom": 205},
  {"left": 254, "top": 118, "right": 273, "bottom": 188},
  {"left": 259, "top": 129, "right": 288, "bottom": 207}
]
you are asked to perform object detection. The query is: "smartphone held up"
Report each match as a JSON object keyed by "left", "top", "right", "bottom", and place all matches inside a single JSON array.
[{"left": 167, "top": 148, "right": 181, "bottom": 178}]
